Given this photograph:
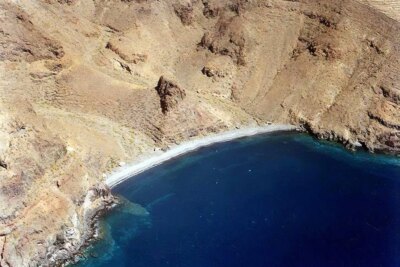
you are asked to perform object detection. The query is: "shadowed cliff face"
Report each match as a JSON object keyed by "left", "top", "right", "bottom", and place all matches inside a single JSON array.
[{"left": 0, "top": 0, "right": 399, "bottom": 265}]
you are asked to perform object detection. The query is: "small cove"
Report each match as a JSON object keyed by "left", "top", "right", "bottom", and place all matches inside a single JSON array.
[{"left": 76, "top": 132, "right": 400, "bottom": 267}]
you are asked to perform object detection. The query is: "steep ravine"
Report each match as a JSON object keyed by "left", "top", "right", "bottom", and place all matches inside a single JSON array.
[{"left": 0, "top": 0, "right": 399, "bottom": 266}]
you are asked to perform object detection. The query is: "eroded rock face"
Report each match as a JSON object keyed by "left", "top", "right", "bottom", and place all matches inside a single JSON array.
[
  {"left": 0, "top": 0, "right": 400, "bottom": 265},
  {"left": 0, "top": 3, "right": 64, "bottom": 62},
  {"left": 173, "top": 3, "right": 194, "bottom": 25},
  {"left": 155, "top": 76, "right": 186, "bottom": 114},
  {"left": 199, "top": 15, "right": 246, "bottom": 66},
  {"left": 43, "top": 184, "right": 116, "bottom": 266}
]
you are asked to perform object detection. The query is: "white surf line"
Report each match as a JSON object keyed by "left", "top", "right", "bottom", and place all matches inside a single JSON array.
[{"left": 106, "top": 124, "right": 297, "bottom": 188}]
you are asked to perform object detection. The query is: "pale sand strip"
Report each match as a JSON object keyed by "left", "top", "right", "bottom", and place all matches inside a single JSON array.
[{"left": 106, "top": 124, "right": 297, "bottom": 188}]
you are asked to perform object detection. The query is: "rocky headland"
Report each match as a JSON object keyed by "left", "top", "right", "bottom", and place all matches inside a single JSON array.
[{"left": 0, "top": 0, "right": 399, "bottom": 266}]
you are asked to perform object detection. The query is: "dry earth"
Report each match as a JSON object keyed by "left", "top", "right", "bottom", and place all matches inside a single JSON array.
[{"left": 0, "top": 0, "right": 399, "bottom": 266}]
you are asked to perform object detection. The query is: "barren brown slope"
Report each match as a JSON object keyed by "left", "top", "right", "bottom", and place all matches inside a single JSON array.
[
  {"left": 360, "top": 0, "right": 400, "bottom": 21},
  {"left": 0, "top": 0, "right": 399, "bottom": 266}
]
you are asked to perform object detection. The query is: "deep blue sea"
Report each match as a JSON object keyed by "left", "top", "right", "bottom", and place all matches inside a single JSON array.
[{"left": 76, "top": 133, "right": 400, "bottom": 267}]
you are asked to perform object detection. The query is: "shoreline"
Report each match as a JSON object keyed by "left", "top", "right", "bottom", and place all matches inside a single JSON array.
[
  {"left": 47, "top": 124, "right": 297, "bottom": 266},
  {"left": 106, "top": 124, "right": 298, "bottom": 188}
]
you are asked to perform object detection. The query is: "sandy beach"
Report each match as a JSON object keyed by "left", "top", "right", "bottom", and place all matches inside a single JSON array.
[{"left": 106, "top": 124, "right": 297, "bottom": 188}]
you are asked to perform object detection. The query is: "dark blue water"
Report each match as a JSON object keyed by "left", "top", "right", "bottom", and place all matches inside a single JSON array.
[{"left": 76, "top": 133, "right": 400, "bottom": 267}]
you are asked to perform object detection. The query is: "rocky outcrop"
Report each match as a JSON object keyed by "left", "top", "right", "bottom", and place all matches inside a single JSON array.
[
  {"left": 57, "top": 0, "right": 78, "bottom": 4},
  {"left": 43, "top": 184, "right": 116, "bottom": 266},
  {"left": 105, "top": 41, "right": 147, "bottom": 64},
  {"left": 202, "top": 0, "right": 222, "bottom": 18},
  {"left": 199, "top": 15, "right": 246, "bottom": 65},
  {"left": 377, "top": 132, "right": 400, "bottom": 151},
  {"left": 155, "top": 76, "right": 186, "bottom": 114},
  {"left": 173, "top": 3, "right": 194, "bottom": 25},
  {"left": 0, "top": 183, "right": 116, "bottom": 267}
]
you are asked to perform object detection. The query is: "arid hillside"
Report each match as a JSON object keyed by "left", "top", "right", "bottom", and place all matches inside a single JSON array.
[
  {"left": 361, "top": 0, "right": 400, "bottom": 21},
  {"left": 0, "top": 0, "right": 399, "bottom": 266}
]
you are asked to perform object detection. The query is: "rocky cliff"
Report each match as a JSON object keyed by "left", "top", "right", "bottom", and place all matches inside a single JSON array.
[{"left": 0, "top": 0, "right": 399, "bottom": 265}]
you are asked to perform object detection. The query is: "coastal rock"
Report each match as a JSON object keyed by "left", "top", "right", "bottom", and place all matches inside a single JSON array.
[{"left": 42, "top": 184, "right": 117, "bottom": 266}]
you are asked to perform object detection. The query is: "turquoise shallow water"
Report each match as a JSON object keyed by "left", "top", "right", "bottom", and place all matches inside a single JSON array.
[{"left": 75, "top": 133, "right": 400, "bottom": 267}]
